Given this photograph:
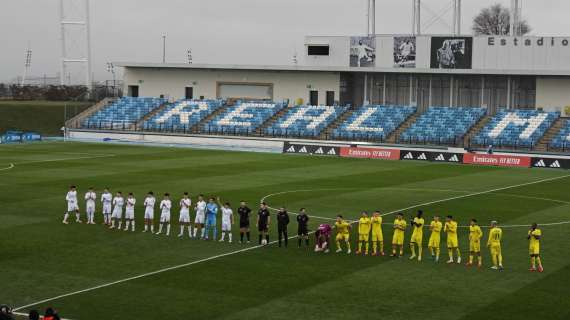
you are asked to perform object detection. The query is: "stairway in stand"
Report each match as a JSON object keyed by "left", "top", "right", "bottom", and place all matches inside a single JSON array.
[
  {"left": 462, "top": 115, "right": 492, "bottom": 147},
  {"left": 534, "top": 117, "right": 566, "bottom": 151},
  {"left": 319, "top": 108, "right": 357, "bottom": 140},
  {"left": 134, "top": 101, "right": 172, "bottom": 130},
  {"left": 385, "top": 111, "right": 422, "bottom": 143},
  {"left": 255, "top": 104, "right": 294, "bottom": 135},
  {"left": 191, "top": 102, "right": 233, "bottom": 133}
]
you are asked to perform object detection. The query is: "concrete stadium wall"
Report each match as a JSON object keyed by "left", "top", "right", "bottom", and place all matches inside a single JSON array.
[
  {"left": 68, "top": 130, "right": 285, "bottom": 153},
  {"left": 536, "top": 77, "right": 570, "bottom": 114},
  {"left": 123, "top": 67, "right": 340, "bottom": 105}
]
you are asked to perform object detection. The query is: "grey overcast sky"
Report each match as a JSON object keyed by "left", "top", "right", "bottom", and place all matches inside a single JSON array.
[{"left": 1, "top": 0, "right": 569, "bottom": 83}]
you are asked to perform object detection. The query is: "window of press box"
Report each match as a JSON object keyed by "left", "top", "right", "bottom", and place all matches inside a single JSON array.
[{"left": 307, "top": 45, "right": 330, "bottom": 56}]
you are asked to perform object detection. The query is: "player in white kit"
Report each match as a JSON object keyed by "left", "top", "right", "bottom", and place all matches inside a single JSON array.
[
  {"left": 110, "top": 191, "right": 124, "bottom": 230},
  {"left": 124, "top": 192, "right": 136, "bottom": 232},
  {"left": 63, "top": 185, "right": 81, "bottom": 224},
  {"left": 101, "top": 188, "right": 113, "bottom": 225},
  {"left": 218, "top": 198, "right": 234, "bottom": 243},
  {"left": 156, "top": 193, "right": 172, "bottom": 236},
  {"left": 84, "top": 187, "right": 97, "bottom": 225},
  {"left": 193, "top": 194, "right": 207, "bottom": 239},
  {"left": 178, "top": 192, "right": 192, "bottom": 238},
  {"left": 143, "top": 191, "right": 156, "bottom": 233}
]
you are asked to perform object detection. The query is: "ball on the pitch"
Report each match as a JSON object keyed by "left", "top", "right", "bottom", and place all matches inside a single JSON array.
[{"left": 261, "top": 239, "right": 268, "bottom": 245}]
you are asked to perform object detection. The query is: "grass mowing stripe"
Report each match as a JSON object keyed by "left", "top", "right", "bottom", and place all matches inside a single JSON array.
[{"left": 13, "top": 172, "right": 570, "bottom": 312}]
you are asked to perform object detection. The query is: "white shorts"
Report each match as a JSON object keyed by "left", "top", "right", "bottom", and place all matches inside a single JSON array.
[
  {"left": 125, "top": 209, "right": 135, "bottom": 220},
  {"left": 160, "top": 212, "right": 171, "bottom": 223},
  {"left": 86, "top": 205, "right": 95, "bottom": 215},
  {"left": 102, "top": 204, "right": 112, "bottom": 214},
  {"left": 222, "top": 221, "right": 231, "bottom": 232},
  {"left": 67, "top": 202, "right": 79, "bottom": 212},
  {"left": 179, "top": 211, "right": 190, "bottom": 223},
  {"left": 144, "top": 207, "right": 154, "bottom": 220},
  {"left": 195, "top": 212, "right": 205, "bottom": 224},
  {"left": 112, "top": 208, "right": 122, "bottom": 219}
]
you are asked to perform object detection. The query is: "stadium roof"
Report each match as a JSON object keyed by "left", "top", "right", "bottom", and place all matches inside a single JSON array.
[{"left": 115, "top": 62, "right": 570, "bottom": 76}]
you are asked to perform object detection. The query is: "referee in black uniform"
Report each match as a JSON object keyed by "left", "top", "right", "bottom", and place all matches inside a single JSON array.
[
  {"left": 237, "top": 201, "right": 252, "bottom": 243},
  {"left": 297, "top": 208, "right": 310, "bottom": 247},
  {"left": 257, "top": 202, "right": 271, "bottom": 245},
  {"left": 276, "top": 207, "right": 290, "bottom": 247}
]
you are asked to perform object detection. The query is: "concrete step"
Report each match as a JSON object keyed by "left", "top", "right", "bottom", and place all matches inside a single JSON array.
[
  {"left": 319, "top": 107, "right": 357, "bottom": 139},
  {"left": 386, "top": 110, "right": 422, "bottom": 143},
  {"left": 66, "top": 97, "right": 115, "bottom": 129},
  {"left": 463, "top": 114, "right": 493, "bottom": 147}
]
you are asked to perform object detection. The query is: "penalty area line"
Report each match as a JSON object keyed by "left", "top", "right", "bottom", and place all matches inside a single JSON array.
[{"left": 13, "top": 173, "right": 570, "bottom": 313}]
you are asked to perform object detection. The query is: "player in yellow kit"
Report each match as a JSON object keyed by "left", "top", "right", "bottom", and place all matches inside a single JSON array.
[
  {"left": 487, "top": 221, "right": 503, "bottom": 270},
  {"left": 356, "top": 211, "right": 371, "bottom": 255},
  {"left": 528, "top": 223, "right": 544, "bottom": 272},
  {"left": 467, "top": 219, "right": 483, "bottom": 267},
  {"left": 335, "top": 215, "right": 351, "bottom": 254},
  {"left": 428, "top": 215, "right": 442, "bottom": 262},
  {"left": 370, "top": 211, "right": 384, "bottom": 256},
  {"left": 444, "top": 215, "right": 461, "bottom": 264},
  {"left": 409, "top": 210, "right": 425, "bottom": 261},
  {"left": 390, "top": 213, "right": 407, "bottom": 257}
]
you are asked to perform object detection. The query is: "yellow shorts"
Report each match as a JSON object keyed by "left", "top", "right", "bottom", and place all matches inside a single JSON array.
[
  {"left": 529, "top": 244, "right": 540, "bottom": 256},
  {"left": 447, "top": 237, "right": 458, "bottom": 248},
  {"left": 490, "top": 244, "right": 501, "bottom": 256},
  {"left": 392, "top": 233, "right": 404, "bottom": 245},
  {"left": 371, "top": 232, "right": 383, "bottom": 242},
  {"left": 410, "top": 232, "right": 423, "bottom": 245},
  {"left": 428, "top": 236, "right": 440, "bottom": 248},
  {"left": 336, "top": 233, "right": 349, "bottom": 242},
  {"left": 358, "top": 233, "right": 369, "bottom": 241},
  {"left": 469, "top": 240, "right": 481, "bottom": 253}
]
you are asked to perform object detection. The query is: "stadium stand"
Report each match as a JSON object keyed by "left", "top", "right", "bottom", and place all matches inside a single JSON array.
[
  {"left": 82, "top": 97, "right": 166, "bottom": 129},
  {"left": 473, "top": 109, "right": 560, "bottom": 147},
  {"left": 142, "top": 99, "right": 223, "bottom": 132},
  {"left": 551, "top": 119, "right": 570, "bottom": 149},
  {"left": 399, "top": 106, "right": 486, "bottom": 144},
  {"left": 203, "top": 101, "right": 284, "bottom": 134},
  {"left": 264, "top": 105, "right": 347, "bottom": 137},
  {"left": 331, "top": 105, "right": 415, "bottom": 141}
]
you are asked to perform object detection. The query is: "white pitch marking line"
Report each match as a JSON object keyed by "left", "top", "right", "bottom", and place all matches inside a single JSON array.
[
  {"left": 262, "top": 174, "right": 570, "bottom": 227},
  {"left": 13, "top": 173, "right": 570, "bottom": 312},
  {"left": 11, "top": 311, "right": 74, "bottom": 320},
  {"left": 0, "top": 163, "right": 15, "bottom": 171},
  {"left": 14, "top": 154, "right": 116, "bottom": 165}
]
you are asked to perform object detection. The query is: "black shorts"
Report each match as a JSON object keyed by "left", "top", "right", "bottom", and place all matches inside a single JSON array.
[
  {"left": 258, "top": 223, "right": 268, "bottom": 232},
  {"left": 298, "top": 226, "right": 308, "bottom": 236},
  {"left": 239, "top": 221, "right": 250, "bottom": 229}
]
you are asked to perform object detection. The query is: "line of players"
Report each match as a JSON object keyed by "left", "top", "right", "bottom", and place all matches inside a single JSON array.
[
  {"left": 62, "top": 186, "right": 310, "bottom": 246},
  {"left": 321, "top": 210, "right": 544, "bottom": 272},
  {"left": 64, "top": 186, "right": 545, "bottom": 272}
]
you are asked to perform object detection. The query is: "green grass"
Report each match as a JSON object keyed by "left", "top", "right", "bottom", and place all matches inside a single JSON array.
[
  {"left": 0, "top": 100, "right": 91, "bottom": 136},
  {"left": 1, "top": 142, "right": 569, "bottom": 320}
]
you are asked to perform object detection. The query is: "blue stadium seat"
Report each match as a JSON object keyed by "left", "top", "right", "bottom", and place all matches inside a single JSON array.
[
  {"left": 142, "top": 99, "right": 223, "bottom": 131},
  {"left": 473, "top": 109, "right": 560, "bottom": 147},
  {"left": 332, "top": 105, "right": 416, "bottom": 140},
  {"left": 204, "top": 101, "right": 284, "bottom": 134},
  {"left": 82, "top": 97, "right": 166, "bottom": 129},
  {"left": 265, "top": 105, "right": 347, "bottom": 137},
  {"left": 550, "top": 119, "right": 570, "bottom": 149},
  {"left": 400, "top": 106, "right": 486, "bottom": 144}
]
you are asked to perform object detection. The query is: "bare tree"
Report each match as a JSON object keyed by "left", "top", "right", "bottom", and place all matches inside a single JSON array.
[{"left": 472, "top": 3, "right": 531, "bottom": 36}]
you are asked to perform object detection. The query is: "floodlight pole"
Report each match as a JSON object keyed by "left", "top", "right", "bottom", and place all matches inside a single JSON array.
[{"left": 411, "top": 0, "right": 421, "bottom": 35}]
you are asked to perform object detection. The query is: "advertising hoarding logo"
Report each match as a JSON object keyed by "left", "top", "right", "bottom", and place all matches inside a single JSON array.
[
  {"left": 340, "top": 147, "right": 400, "bottom": 160},
  {"left": 463, "top": 153, "right": 531, "bottom": 168},
  {"left": 283, "top": 142, "right": 340, "bottom": 157},
  {"left": 531, "top": 157, "right": 569, "bottom": 169}
]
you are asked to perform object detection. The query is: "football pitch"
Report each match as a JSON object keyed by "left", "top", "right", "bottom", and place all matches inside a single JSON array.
[{"left": 1, "top": 141, "right": 569, "bottom": 320}]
